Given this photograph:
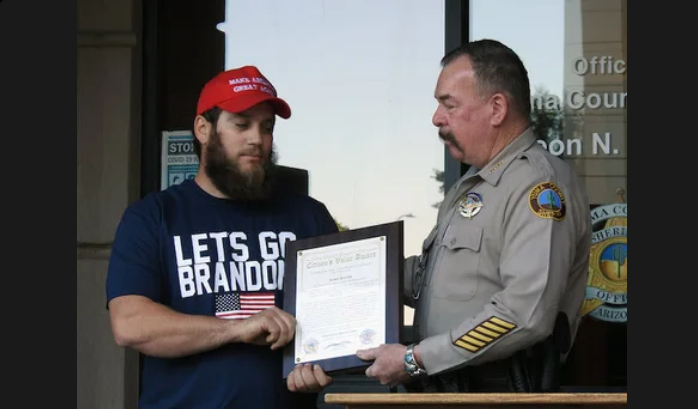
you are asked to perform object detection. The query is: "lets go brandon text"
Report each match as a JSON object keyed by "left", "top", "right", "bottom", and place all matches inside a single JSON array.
[{"left": 174, "top": 231, "right": 297, "bottom": 298}]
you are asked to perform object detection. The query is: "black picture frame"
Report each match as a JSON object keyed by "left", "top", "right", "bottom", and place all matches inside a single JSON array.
[{"left": 282, "top": 221, "right": 405, "bottom": 378}]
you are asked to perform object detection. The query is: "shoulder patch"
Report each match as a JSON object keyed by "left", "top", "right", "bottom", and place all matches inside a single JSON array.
[
  {"left": 453, "top": 317, "right": 518, "bottom": 353},
  {"left": 529, "top": 182, "right": 566, "bottom": 220}
]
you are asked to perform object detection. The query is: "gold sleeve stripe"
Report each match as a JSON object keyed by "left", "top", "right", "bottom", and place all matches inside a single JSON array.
[
  {"left": 482, "top": 322, "right": 509, "bottom": 334},
  {"left": 468, "top": 331, "right": 494, "bottom": 343},
  {"left": 461, "top": 335, "right": 487, "bottom": 347},
  {"left": 453, "top": 317, "right": 518, "bottom": 353},
  {"left": 490, "top": 317, "right": 517, "bottom": 329},
  {"left": 454, "top": 340, "right": 479, "bottom": 352},
  {"left": 474, "top": 327, "right": 501, "bottom": 338}
]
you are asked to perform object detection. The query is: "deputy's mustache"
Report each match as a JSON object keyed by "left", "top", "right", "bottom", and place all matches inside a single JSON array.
[{"left": 439, "top": 131, "right": 456, "bottom": 144}]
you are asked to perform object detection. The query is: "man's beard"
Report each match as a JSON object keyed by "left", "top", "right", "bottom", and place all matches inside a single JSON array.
[
  {"left": 439, "top": 130, "right": 464, "bottom": 154},
  {"left": 204, "top": 131, "right": 279, "bottom": 202}
]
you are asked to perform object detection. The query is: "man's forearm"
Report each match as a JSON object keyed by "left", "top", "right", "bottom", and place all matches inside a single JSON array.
[{"left": 110, "top": 296, "right": 245, "bottom": 358}]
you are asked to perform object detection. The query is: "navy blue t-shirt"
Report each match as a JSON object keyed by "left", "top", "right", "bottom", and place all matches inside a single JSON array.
[{"left": 106, "top": 180, "right": 339, "bottom": 409}]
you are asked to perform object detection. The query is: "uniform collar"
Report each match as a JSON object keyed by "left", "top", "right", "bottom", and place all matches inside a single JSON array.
[{"left": 475, "top": 128, "right": 538, "bottom": 187}]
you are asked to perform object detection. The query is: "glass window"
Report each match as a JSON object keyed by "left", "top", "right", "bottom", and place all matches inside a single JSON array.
[
  {"left": 470, "top": 0, "right": 627, "bottom": 390},
  {"left": 219, "top": 0, "right": 447, "bottom": 326},
  {"left": 471, "top": 0, "right": 627, "bottom": 205}
]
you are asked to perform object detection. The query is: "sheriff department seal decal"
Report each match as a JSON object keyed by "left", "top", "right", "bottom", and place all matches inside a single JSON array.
[
  {"left": 581, "top": 189, "right": 627, "bottom": 323},
  {"left": 529, "top": 182, "right": 566, "bottom": 220}
]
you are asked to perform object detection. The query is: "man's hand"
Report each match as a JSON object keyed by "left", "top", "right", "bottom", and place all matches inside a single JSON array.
[
  {"left": 238, "top": 307, "right": 296, "bottom": 350},
  {"left": 357, "top": 344, "right": 412, "bottom": 387},
  {"left": 287, "top": 364, "right": 333, "bottom": 393}
]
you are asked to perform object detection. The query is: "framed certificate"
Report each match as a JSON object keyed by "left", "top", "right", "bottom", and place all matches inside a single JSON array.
[{"left": 282, "top": 221, "right": 405, "bottom": 378}]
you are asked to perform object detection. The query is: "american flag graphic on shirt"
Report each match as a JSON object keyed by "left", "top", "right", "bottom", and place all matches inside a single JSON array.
[{"left": 215, "top": 291, "right": 276, "bottom": 320}]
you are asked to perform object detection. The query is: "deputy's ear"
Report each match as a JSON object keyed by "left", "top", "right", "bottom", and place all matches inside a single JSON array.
[
  {"left": 489, "top": 93, "right": 508, "bottom": 127},
  {"left": 194, "top": 115, "right": 212, "bottom": 145}
]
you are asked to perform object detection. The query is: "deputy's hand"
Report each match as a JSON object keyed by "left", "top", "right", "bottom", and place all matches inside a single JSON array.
[
  {"left": 357, "top": 344, "right": 412, "bottom": 387},
  {"left": 238, "top": 307, "right": 295, "bottom": 350},
  {"left": 287, "top": 364, "right": 333, "bottom": 393}
]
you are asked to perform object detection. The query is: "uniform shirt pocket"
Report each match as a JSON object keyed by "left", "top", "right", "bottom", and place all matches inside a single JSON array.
[{"left": 431, "top": 226, "right": 483, "bottom": 301}]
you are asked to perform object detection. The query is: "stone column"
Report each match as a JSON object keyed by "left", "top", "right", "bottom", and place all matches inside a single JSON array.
[{"left": 77, "top": 0, "right": 141, "bottom": 407}]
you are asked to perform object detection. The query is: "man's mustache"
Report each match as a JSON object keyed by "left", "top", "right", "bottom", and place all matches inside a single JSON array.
[
  {"left": 239, "top": 149, "right": 265, "bottom": 158},
  {"left": 439, "top": 130, "right": 464, "bottom": 154},
  {"left": 439, "top": 130, "right": 456, "bottom": 144}
]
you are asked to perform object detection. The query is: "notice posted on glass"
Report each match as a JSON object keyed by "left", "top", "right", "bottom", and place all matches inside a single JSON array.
[{"left": 161, "top": 131, "right": 199, "bottom": 190}]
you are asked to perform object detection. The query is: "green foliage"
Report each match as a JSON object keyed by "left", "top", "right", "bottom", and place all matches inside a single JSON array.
[
  {"left": 335, "top": 220, "right": 349, "bottom": 231},
  {"left": 432, "top": 169, "right": 445, "bottom": 209},
  {"left": 531, "top": 87, "right": 564, "bottom": 142}
]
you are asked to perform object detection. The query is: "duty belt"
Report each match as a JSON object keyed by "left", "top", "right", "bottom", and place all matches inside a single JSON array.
[{"left": 403, "top": 357, "right": 517, "bottom": 393}]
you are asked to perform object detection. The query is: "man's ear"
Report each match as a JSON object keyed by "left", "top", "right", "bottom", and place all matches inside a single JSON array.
[
  {"left": 194, "top": 115, "right": 212, "bottom": 145},
  {"left": 489, "top": 93, "right": 508, "bottom": 127}
]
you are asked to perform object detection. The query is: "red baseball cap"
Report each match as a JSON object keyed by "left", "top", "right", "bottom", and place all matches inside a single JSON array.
[{"left": 196, "top": 66, "right": 291, "bottom": 119}]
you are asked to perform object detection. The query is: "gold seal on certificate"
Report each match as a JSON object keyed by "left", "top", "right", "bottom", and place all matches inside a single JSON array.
[{"left": 282, "top": 221, "right": 404, "bottom": 377}]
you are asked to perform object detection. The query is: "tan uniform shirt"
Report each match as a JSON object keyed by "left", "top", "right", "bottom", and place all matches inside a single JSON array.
[{"left": 404, "top": 129, "right": 592, "bottom": 376}]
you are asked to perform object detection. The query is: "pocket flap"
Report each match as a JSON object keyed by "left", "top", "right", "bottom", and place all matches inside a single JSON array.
[{"left": 443, "top": 226, "right": 483, "bottom": 252}]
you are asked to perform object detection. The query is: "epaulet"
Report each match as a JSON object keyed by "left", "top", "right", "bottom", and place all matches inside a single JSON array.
[{"left": 518, "top": 145, "right": 556, "bottom": 179}]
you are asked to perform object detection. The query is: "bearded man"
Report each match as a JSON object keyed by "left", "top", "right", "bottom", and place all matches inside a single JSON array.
[{"left": 106, "top": 66, "right": 338, "bottom": 409}]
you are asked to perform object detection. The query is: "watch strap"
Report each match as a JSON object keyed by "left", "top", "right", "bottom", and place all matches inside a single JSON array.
[{"left": 404, "top": 344, "right": 427, "bottom": 377}]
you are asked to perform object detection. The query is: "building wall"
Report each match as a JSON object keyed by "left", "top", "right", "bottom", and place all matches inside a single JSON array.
[{"left": 77, "top": 0, "right": 142, "bottom": 407}]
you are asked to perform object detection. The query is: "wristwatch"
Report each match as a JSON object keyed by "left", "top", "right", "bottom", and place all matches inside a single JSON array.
[{"left": 404, "top": 344, "right": 428, "bottom": 378}]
